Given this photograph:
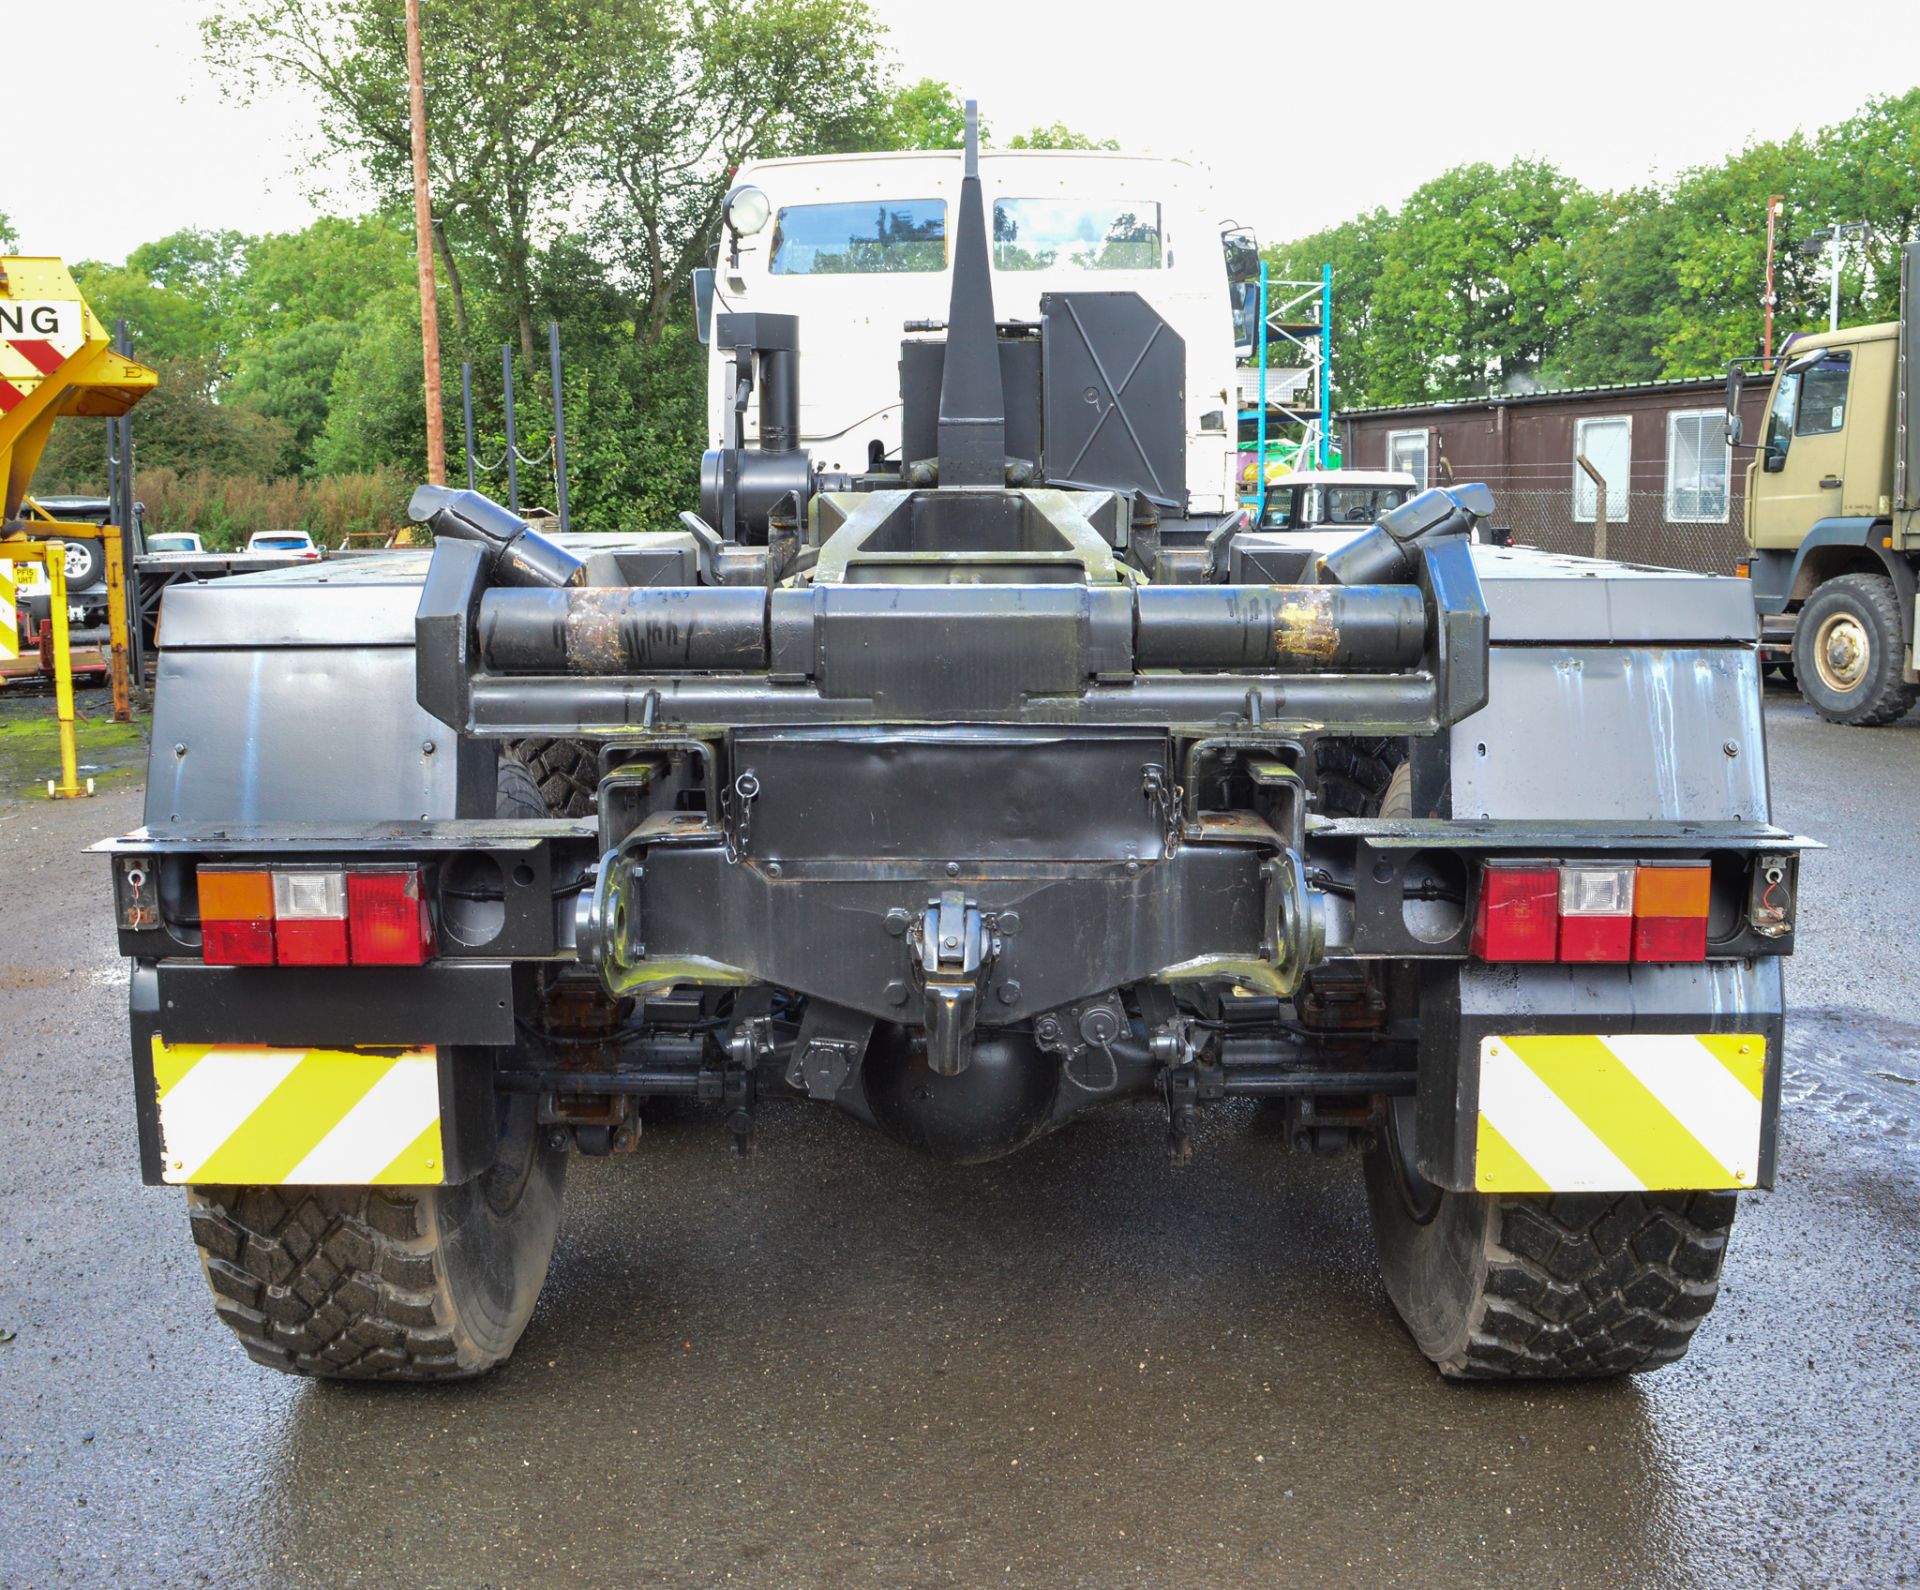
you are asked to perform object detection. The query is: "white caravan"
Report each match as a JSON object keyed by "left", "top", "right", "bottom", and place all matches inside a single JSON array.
[{"left": 704, "top": 150, "right": 1243, "bottom": 515}]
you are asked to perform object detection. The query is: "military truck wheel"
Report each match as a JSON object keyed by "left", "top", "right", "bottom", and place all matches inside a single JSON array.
[
  {"left": 1312, "top": 736, "right": 1404, "bottom": 818},
  {"left": 1378, "top": 762, "right": 1414, "bottom": 819},
  {"left": 511, "top": 737, "right": 599, "bottom": 816},
  {"left": 496, "top": 752, "right": 548, "bottom": 820},
  {"left": 1793, "top": 574, "right": 1919, "bottom": 726},
  {"left": 185, "top": 1092, "right": 566, "bottom": 1380},
  {"left": 1363, "top": 1100, "right": 1735, "bottom": 1378}
]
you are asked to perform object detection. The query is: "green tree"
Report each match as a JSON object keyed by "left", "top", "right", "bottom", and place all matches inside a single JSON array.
[
  {"left": 228, "top": 213, "right": 414, "bottom": 347},
  {"left": 36, "top": 353, "right": 289, "bottom": 490},
  {"left": 204, "top": 0, "right": 627, "bottom": 365},
  {"left": 1365, "top": 160, "right": 1581, "bottom": 404},
  {"left": 230, "top": 318, "right": 364, "bottom": 475},
  {"left": 590, "top": 0, "right": 887, "bottom": 343},
  {"left": 313, "top": 285, "right": 446, "bottom": 475},
  {"left": 859, "top": 77, "right": 967, "bottom": 150},
  {"left": 840, "top": 79, "right": 1116, "bottom": 153},
  {"left": 71, "top": 232, "right": 245, "bottom": 367},
  {"left": 1006, "top": 123, "right": 1117, "bottom": 151},
  {"left": 1267, "top": 208, "right": 1393, "bottom": 413},
  {"left": 0, "top": 210, "right": 16, "bottom": 249}
]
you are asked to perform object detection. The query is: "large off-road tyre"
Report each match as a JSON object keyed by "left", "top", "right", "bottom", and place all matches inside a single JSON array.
[
  {"left": 496, "top": 751, "right": 548, "bottom": 820},
  {"left": 1792, "top": 573, "right": 1919, "bottom": 726},
  {"left": 510, "top": 737, "right": 599, "bottom": 816},
  {"left": 186, "top": 1093, "right": 566, "bottom": 1381},
  {"left": 1364, "top": 1102, "right": 1734, "bottom": 1379},
  {"left": 1378, "top": 761, "right": 1414, "bottom": 820},
  {"left": 1311, "top": 735, "right": 1405, "bottom": 818}
]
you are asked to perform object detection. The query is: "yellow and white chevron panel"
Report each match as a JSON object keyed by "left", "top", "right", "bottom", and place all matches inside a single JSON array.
[
  {"left": 0, "top": 559, "right": 16, "bottom": 661},
  {"left": 150, "top": 1038, "right": 443, "bottom": 1186},
  {"left": 1476, "top": 1033, "right": 1765, "bottom": 1193}
]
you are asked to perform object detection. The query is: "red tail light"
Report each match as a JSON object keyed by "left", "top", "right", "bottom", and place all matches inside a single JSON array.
[
  {"left": 1471, "top": 864, "right": 1560, "bottom": 961},
  {"left": 348, "top": 870, "right": 435, "bottom": 965},
  {"left": 1557, "top": 865, "right": 1634, "bottom": 962},
  {"left": 1474, "top": 860, "right": 1712, "bottom": 965},
  {"left": 198, "top": 864, "right": 433, "bottom": 966},
  {"left": 1632, "top": 863, "right": 1711, "bottom": 961},
  {"left": 198, "top": 868, "right": 275, "bottom": 965},
  {"left": 272, "top": 870, "right": 349, "bottom": 965}
]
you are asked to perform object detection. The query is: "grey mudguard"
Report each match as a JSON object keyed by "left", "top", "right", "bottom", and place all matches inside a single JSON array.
[
  {"left": 1417, "top": 959, "right": 1787, "bottom": 1192},
  {"left": 1412, "top": 545, "right": 1787, "bottom": 1189}
]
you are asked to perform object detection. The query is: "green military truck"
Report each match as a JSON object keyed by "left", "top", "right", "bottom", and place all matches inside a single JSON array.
[{"left": 1728, "top": 239, "right": 1920, "bottom": 725}]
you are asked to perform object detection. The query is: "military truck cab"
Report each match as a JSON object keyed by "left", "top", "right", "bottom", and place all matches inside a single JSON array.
[
  {"left": 698, "top": 148, "right": 1243, "bottom": 514},
  {"left": 1729, "top": 241, "right": 1920, "bottom": 725}
]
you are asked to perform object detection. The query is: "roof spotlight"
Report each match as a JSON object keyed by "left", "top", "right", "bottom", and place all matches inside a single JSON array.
[{"left": 724, "top": 184, "right": 770, "bottom": 237}]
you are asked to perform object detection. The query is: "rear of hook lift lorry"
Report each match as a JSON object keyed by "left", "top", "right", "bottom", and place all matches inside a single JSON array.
[{"left": 98, "top": 108, "right": 1812, "bottom": 1382}]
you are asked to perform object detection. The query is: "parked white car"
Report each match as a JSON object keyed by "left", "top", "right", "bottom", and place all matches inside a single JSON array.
[
  {"left": 245, "top": 531, "right": 320, "bottom": 557},
  {"left": 143, "top": 532, "right": 206, "bottom": 555}
]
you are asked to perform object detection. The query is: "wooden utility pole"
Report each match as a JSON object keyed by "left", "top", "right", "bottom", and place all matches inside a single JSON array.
[{"left": 405, "top": 0, "right": 446, "bottom": 485}]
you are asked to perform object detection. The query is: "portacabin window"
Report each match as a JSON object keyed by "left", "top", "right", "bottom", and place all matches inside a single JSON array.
[
  {"left": 1665, "top": 409, "right": 1731, "bottom": 523},
  {"left": 1386, "top": 429, "right": 1429, "bottom": 488},
  {"left": 768, "top": 199, "right": 947, "bottom": 275},
  {"left": 1572, "top": 415, "right": 1631, "bottom": 523}
]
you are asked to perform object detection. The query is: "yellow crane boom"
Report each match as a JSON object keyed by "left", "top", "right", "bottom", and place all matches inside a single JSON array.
[{"left": 1, "top": 256, "right": 158, "bottom": 795}]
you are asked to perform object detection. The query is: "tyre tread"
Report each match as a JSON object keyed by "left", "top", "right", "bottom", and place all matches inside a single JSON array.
[
  {"left": 509, "top": 738, "right": 598, "bottom": 816},
  {"left": 1439, "top": 1189, "right": 1735, "bottom": 1379},
  {"left": 186, "top": 1186, "right": 489, "bottom": 1382}
]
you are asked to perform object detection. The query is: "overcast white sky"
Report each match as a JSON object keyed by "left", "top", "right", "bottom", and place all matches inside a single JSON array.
[{"left": 6, "top": 0, "right": 1918, "bottom": 265}]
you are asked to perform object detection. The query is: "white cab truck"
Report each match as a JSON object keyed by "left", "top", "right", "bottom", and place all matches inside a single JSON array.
[{"left": 700, "top": 150, "right": 1243, "bottom": 515}]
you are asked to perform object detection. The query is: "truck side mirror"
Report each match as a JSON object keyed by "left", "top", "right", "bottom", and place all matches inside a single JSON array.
[
  {"left": 1221, "top": 227, "right": 1260, "bottom": 285},
  {"left": 1727, "top": 413, "right": 1744, "bottom": 447},
  {"left": 1230, "top": 281, "right": 1257, "bottom": 352},
  {"left": 1723, "top": 361, "right": 1745, "bottom": 447},
  {"left": 692, "top": 267, "right": 716, "bottom": 345}
]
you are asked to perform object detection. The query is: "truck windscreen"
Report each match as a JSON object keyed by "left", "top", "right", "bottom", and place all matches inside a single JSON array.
[
  {"left": 768, "top": 200, "right": 947, "bottom": 275},
  {"left": 991, "top": 200, "right": 1162, "bottom": 271}
]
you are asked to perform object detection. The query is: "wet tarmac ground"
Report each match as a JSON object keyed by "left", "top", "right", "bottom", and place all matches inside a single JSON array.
[{"left": 1, "top": 690, "right": 1916, "bottom": 1587}]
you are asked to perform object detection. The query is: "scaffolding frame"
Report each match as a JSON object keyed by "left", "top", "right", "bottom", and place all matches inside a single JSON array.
[{"left": 1239, "top": 261, "right": 1332, "bottom": 523}]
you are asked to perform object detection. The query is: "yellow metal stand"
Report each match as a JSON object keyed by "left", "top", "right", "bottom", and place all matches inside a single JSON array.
[
  {"left": 15, "top": 507, "right": 134, "bottom": 722},
  {"left": 101, "top": 524, "right": 131, "bottom": 722},
  {"left": 1, "top": 536, "right": 91, "bottom": 796}
]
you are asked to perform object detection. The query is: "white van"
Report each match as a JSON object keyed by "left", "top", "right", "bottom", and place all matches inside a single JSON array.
[{"left": 706, "top": 150, "right": 1243, "bottom": 515}]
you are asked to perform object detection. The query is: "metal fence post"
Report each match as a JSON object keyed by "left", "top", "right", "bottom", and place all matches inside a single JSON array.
[
  {"left": 502, "top": 344, "right": 520, "bottom": 513},
  {"left": 461, "top": 362, "right": 477, "bottom": 492},
  {"left": 1576, "top": 453, "right": 1608, "bottom": 560},
  {"left": 548, "top": 321, "right": 571, "bottom": 532}
]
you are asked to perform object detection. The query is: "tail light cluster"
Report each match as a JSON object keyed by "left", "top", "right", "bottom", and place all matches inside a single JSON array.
[
  {"left": 1472, "top": 861, "right": 1710, "bottom": 964},
  {"left": 197, "top": 866, "right": 434, "bottom": 967}
]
